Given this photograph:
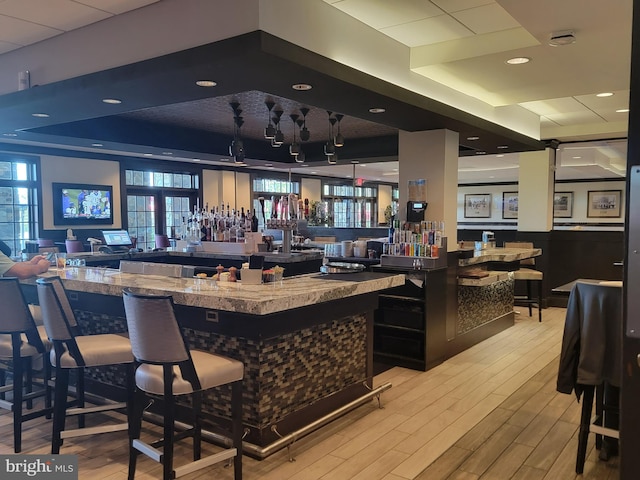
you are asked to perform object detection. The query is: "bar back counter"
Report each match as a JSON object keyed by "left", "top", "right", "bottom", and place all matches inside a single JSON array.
[{"left": 20, "top": 255, "right": 404, "bottom": 459}]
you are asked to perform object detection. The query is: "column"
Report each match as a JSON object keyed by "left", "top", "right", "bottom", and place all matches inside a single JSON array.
[
  {"left": 398, "top": 129, "right": 459, "bottom": 250},
  {"left": 517, "top": 148, "right": 555, "bottom": 232}
]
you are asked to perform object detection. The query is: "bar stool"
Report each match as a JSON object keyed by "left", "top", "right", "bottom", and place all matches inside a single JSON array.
[
  {"left": 556, "top": 281, "right": 622, "bottom": 473},
  {"left": 0, "top": 278, "right": 52, "bottom": 452},
  {"left": 36, "top": 276, "right": 134, "bottom": 454},
  {"left": 122, "top": 288, "right": 244, "bottom": 480},
  {"left": 65, "top": 240, "right": 84, "bottom": 253},
  {"left": 504, "top": 241, "right": 543, "bottom": 322}
]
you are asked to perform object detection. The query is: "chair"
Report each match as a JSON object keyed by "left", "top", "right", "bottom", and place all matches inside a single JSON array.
[
  {"left": 0, "top": 278, "right": 53, "bottom": 452},
  {"left": 36, "top": 276, "right": 134, "bottom": 454},
  {"left": 65, "top": 240, "right": 84, "bottom": 253},
  {"left": 37, "top": 238, "right": 55, "bottom": 248},
  {"left": 154, "top": 234, "right": 170, "bottom": 249},
  {"left": 504, "top": 241, "right": 543, "bottom": 322},
  {"left": 557, "top": 281, "right": 622, "bottom": 473},
  {"left": 122, "top": 288, "right": 244, "bottom": 480}
]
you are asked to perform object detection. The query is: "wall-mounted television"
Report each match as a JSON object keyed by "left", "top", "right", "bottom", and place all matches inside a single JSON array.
[{"left": 52, "top": 182, "right": 113, "bottom": 226}]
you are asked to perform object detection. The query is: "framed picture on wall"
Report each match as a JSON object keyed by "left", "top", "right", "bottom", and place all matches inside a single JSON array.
[
  {"left": 587, "top": 190, "right": 622, "bottom": 218},
  {"left": 502, "top": 192, "right": 518, "bottom": 219},
  {"left": 464, "top": 193, "right": 491, "bottom": 218},
  {"left": 553, "top": 192, "right": 573, "bottom": 218}
]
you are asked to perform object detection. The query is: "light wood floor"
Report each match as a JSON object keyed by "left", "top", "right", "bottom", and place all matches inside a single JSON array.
[{"left": 0, "top": 307, "right": 619, "bottom": 479}]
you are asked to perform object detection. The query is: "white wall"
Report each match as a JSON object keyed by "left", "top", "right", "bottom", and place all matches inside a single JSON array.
[
  {"left": 202, "top": 169, "right": 251, "bottom": 210},
  {"left": 458, "top": 179, "right": 626, "bottom": 233},
  {"left": 378, "top": 184, "right": 392, "bottom": 225},
  {"left": 301, "top": 177, "right": 321, "bottom": 203},
  {"left": 40, "top": 155, "right": 121, "bottom": 230}
]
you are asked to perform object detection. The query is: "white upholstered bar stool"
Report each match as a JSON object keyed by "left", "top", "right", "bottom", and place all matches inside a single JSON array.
[
  {"left": 36, "top": 276, "right": 134, "bottom": 454},
  {"left": 122, "top": 288, "right": 244, "bottom": 480},
  {"left": 0, "top": 278, "right": 52, "bottom": 452},
  {"left": 505, "top": 241, "right": 543, "bottom": 322}
]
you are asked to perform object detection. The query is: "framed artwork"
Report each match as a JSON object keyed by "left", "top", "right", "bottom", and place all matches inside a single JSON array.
[
  {"left": 587, "top": 190, "right": 622, "bottom": 218},
  {"left": 464, "top": 193, "right": 491, "bottom": 218},
  {"left": 502, "top": 192, "right": 518, "bottom": 219},
  {"left": 553, "top": 192, "right": 573, "bottom": 218}
]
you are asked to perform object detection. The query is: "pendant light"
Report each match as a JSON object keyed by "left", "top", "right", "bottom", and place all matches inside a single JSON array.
[
  {"left": 334, "top": 113, "right": 345, "bottom": 147},
  {"left": 264, "top": 100, "right": 276, "bottom": 139},
  {"left": 272, "top": 109, "right": 284, "bottom": 147},
  {"left": 295, "top": 118, "right": 306, "bottom": 163},
  {"left": 299, "top": 107, "right": 310, "bottom": 142},
  {"left": 324, "top": 111, "right": 336, "bottom": 156},
  {"left": 327, "top": 153, "right": 337, "bottom": 165},
  {"left": 229, "top": 101, "right": 245, "bottom": 163},
  {"left": 289, "top": 113, "right": 300, "bottom": 158}
]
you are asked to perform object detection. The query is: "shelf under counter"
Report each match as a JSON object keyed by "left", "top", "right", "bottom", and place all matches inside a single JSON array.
[{"left": 458, "top": 270, "right": 511, "bottom": 287}]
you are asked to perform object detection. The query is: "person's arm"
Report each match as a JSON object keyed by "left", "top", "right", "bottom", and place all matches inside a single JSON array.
[{"left": 3, "top": 255, "right": 50, "bottom": 279}]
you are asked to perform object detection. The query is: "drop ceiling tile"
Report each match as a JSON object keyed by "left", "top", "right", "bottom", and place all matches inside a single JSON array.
[
  {"left": 544, "top": 110, "right": 603, "bottom": 126},
  {"left": 574, "top": 89, "right": 629, "bottom": 109},
  {"left": 73, "top": 0, "right": 159, "bottom": 15},
  {"left": 0, "top": 39, "right": 19, "bottom": 54},
  {"left": 0, "top": 0, "right": 111, "bottom": 31},
  {"left": 519, "top": 97, "right": 588, "bottom": 116},
  {"left": 430, "top": 0, "right": 495, "bottom": 14},
  {"left": 328, "top": 0, "right": 442, "bottom": 29},
  {"left": 0, "top": 14, "right": 61, "bottom": 45},
  {"left": 380, "top": 14, "right": 473, "bottom": 47},
  {"left": 450, "top": 3, "right": 520, "bottom": 34}
]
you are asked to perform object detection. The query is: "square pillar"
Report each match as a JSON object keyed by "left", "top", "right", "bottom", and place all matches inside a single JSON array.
[{"left": 518, "top": 148, "right": 555, "bottom": 232}]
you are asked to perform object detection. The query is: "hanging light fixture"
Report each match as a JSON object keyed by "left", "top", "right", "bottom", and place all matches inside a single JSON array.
[
  {"left": 272, "top": 109, "right": 284, "bottom": 147},
  {"left": 295, "top": 118, "right": 306, "bottom": 163},
  {"left": 289, "top": 113, "right": 300, "bottom": 158},
  {"left": 327, "top": 153, "right": 337, "bottom": 165},
  {"left": 264, "top": 100, "right": 276, "bottom": 139},
  {"left": 229, "top": 101, "right": 245, "bottom": 163},
  {"left": 334, "top": 113, "right": 345, "bottom": 147},
  {"left": 324, "top": 111, "right": 336, "bottom": 156},
  {"left": 299, "top": 107, "right": 310, "bottom": 142}
]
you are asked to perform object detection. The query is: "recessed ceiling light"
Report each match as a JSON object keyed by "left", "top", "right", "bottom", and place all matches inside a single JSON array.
[
  {"left": 192, "top": 158, "right": 201, "bottom": 162},
  {"left": 497, "top": 145, "right": 509, "bottom": 149},
  {"left": 292, "top": 83, "right": 312, "bottom": 91},
  {"left": 102, "top": 98, "right": 122, "bottom": 104},
  {"left": 616, "top": 108, "right": 630, "bottom": 113},
  {"left": 264, "top": 163, "right": 273, "bottom": 167},
  {"left": 162, "top": 151, "right": 173, "bottom": 155},
  {"left": 572, "top": 156, "right": 582, "bottom": 159},
  {"left": 369, "top": 108, "right": 386, "bottom": 114},
  {"left": 350, "top": 160, "right": 359, "bottom": 164},
  {"left": 311, "top": 171, "right": 317, "bottom": 174},
  {"left": 466, "top": 136, "right": 480, "bottom": 141},
  {"left": 301, "top": 164, "right": 309, "bottom": 167},
  {"left": 361, "top": 164, "right": 367, "bottom": 167},
  {"left": 143, "top": 153, "right": 153, "bottom": 157},
  {"left": 596, "top": 92, "right": 614, "bottom": 97},
  {"left": 475, "top": 151, "right": 487, "bottom": 155},
  {"left": 91, "top": 143, "right": 103, "bottom": 147},
  {"left": 32, "top": 113, "right": 49, "bottom": 118},
  {"left": 506, "top": 57, "right": 530, "bottom": 65},
  {"left": 195, "top": 80, "right": 217, "bottom": 87},
  {"left": 496, "top": 154, "right": 504, "bottom": 158},
  {"left": 3, "top": 133, "right": 17, "bottom": 137},
  {"left": 220, "top": 158, "right": 230, "bottom": 162},
  {"left": 392, "top": 168, "right": 398, "bottom": 172}
]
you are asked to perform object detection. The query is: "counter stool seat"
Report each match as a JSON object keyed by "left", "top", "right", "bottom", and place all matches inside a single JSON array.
[
  {"left": 505, "top": 242, "right": 543, "bottom": 322},
  {"left": 36, "top": 276, "right": 134, "bottom": 454},
  {"left": 0, "top": 277, "right": 53, "bottom": 453},
  {"left": 123, "top": 288, "right": 244, "bottom": 480}
]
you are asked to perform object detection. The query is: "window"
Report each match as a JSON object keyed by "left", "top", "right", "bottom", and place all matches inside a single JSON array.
[
  {"left": 252, "top": 176, "right": 300, "bottom": 230},
  {"left": 0, "top": 155, "right": 40, "bottom": 256},
  {"left": 124, "top": 167, "right": 198, "bottom": 249},
  {"left": 321, "top": 181, "right": 377, "bottom": 227}
]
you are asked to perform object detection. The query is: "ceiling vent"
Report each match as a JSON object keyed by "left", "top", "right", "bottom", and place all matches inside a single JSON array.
[{"left": 549, "top": 31, "right": 576, "bottom": 46}]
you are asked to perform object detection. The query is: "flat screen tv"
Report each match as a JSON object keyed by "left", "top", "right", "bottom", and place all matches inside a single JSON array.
[{"left": 52, "top": 182, "right": 113, "bottom": 226}]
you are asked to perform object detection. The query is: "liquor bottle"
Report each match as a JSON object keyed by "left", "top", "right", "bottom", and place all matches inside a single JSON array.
[
  {"left": 388, "top": 215, "right": 395, "bottom": 243},
  {"left": 251, "top": 209, "right": 259, "bottom": 232}
]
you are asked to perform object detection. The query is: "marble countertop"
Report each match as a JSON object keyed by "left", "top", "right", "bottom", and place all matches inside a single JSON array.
[
  {"left": 458, "top": 247, "right": 542, "bottom": 266},
  {"left": 33, "top": 267, "right": 404, "bottom": 316}
]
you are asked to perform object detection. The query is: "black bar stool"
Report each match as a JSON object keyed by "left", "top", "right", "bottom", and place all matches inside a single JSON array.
[
  {"left": 505, "top": 241, "right": 543, "bottom": 322},
  {"left": 36, "top": 276, "right": 134, "bottom": 454},
  {"left": 122, "top": 288, "right": 244, "bottom": 480},
  {"left": 0, "top": 277, "right": 52, "bottom": 452},
  {"left": 557, "top": 280, "right": 622, "bottom": 473}
]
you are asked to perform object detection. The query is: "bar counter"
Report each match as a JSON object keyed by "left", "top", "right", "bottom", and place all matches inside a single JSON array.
[{"left": 21, "top": 266, "right": 405, "bottom": 457}]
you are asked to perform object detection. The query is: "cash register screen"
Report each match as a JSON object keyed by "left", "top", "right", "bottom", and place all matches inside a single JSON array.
[{"left": 102, "top": 230, "right": 133, "bottom": 247}]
